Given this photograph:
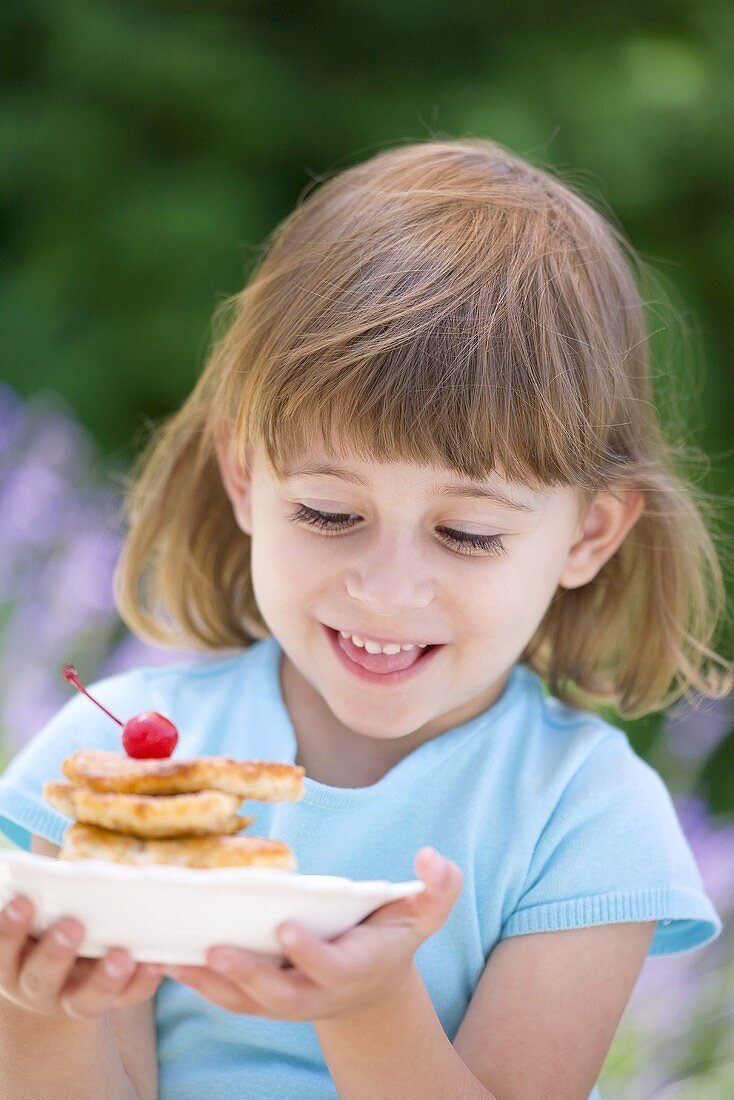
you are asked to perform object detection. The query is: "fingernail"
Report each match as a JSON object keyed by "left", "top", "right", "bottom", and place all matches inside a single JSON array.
[
  {"left": 209, "top": 951, "right": 237, "bottom": 973},
  {"left": 426, "top": 848, "right": 450, "bottom": 882},
  {"left": 279, "top": 926, "right": 299, "bottom": 948},
  {"left": 54, "top": 924, "right": 81, "bottom": 949},
  {"left": 104, "top": 954, "right": 132, "bottom": 979},
  {"left": 5, "top": 899, "right": 28, "bottom": 923}
]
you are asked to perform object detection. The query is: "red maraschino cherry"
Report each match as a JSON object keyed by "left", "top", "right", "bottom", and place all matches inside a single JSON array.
[{"left": 62, "top": 663, "right": 179, "bottom": 759}]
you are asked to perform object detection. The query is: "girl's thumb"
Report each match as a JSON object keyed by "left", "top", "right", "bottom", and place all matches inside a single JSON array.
[{"left": 411, "top": 847, "right": 463, "bottom": 935}]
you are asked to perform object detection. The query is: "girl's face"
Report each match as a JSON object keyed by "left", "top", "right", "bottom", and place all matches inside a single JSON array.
[{"left": 216, "top": 440, "right": 642, "bottom": 747}]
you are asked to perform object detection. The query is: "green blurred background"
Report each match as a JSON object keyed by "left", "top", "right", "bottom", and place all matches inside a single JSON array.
[
  {"left": 2, "top": 2, "right": 734, "bottom": 1092},
  {"left": 2, "top": 2, "right": 732, "bottom": 466}
]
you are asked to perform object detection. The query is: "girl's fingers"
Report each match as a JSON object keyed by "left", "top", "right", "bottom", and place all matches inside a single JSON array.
[
  {"left": 413, "top": 847, "right": 463, "bottom": 921},
  {"left": 111, "top": 963, "right": 165, "bottom": 1007},
  {"left": 163, "top": 860, "right": 461, "bottom": 1021},
  {"left": 271, "top": 857, "right": 457, "bottom": 990},
  {"left": 0, "top": 898, "right": 161, "bottom": 1019},
  {"left": 0, "top": 896, "right": 34, "bottom": 987},
  {"left": 59, "top": 949, "right": 137, "bottom": 1019},
  {"left": 16, "top": 917, "right": 85, "bottom": 1013},
  {"left": 273, "top": 926, "right": 350, "bottom": 988},
  {"left": 361, "top": 848, "right": 462, "bottom": 939},
  {"left": 211, "top": 946, "right": 318, "bottom": 1008},
  {"left": 165, "top": 963, "right": 268, "bottom": 1014}
]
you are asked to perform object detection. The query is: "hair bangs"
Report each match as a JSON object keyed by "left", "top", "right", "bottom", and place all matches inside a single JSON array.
[
  {"left": 228, "top": 284, "right": 620, "bottom": 495},
  {"left": 213, "top": 145, "right": 638, "bottom": 494}
]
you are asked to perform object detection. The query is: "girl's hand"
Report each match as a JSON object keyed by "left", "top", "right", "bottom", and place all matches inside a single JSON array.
[
  {"left": 161, "top": 847, "right": 462, "bottom": 1023},
  {"left": 0, "top": 895, "right": 165, "bottom": 1020}
]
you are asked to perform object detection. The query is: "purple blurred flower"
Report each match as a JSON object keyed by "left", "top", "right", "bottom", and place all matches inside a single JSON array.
[
  {"left": 2, "top": 659, "right": 68, "bottom": 754},
  {"left": 0, "top": 384, "right": 205, "bottom": 754},
  {"left": 620, "top": 792, "right": 734, "bottom": 1061},
  {"left": 0, "top": 460, "right": 70, "bottom": 551},
  {"left": 673, "top": 794, "right": 734, "bottom": 915},
  {"left": 100, "top": 631, "right": 209, "bottom": 678},
  {"left": 25, "top": 408, "right": 93, "bottom": 481},
  {"left": 49, "top": 527, "right": 123, "bottom": 615}
]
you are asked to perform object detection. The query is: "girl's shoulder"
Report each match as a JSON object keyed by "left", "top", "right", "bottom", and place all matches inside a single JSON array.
[
  {"left": 116, "top": 637, "right": 273, "bottom": 714},
  {"left": 506, "top": 666, "right": 670, "bottom": 819},
  {"left": 509, "top": 665, "right": 630, "bottom": 763}
]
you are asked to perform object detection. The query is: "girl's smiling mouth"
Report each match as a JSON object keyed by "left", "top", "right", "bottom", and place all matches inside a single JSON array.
[{"left": 321, "top": 624, "right": 444, "bottom": 685}]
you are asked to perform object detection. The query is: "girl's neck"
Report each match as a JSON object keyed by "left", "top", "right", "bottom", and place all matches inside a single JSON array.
[
  {"left": 278, "top": 652, "right": 511, "bottom": 789},
  {"left": 280, "top": 655, "right": 422, "bottom": 787}
]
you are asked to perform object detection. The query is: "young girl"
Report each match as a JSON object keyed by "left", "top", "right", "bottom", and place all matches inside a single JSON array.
[{"left": 0, "top": 138, "right": 730, "bottom": 1100}]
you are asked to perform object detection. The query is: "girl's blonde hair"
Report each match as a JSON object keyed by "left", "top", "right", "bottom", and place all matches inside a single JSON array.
[{"left": 114, "top": 137, "right": 733, "bottom": 719}]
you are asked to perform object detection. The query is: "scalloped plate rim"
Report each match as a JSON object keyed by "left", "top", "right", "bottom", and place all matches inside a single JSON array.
[{"left": 0, "top": 847, "right": 426, "bottom": 897}]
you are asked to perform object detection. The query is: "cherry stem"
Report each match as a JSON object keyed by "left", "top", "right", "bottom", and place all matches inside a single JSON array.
[{"left": 62, "top": 663, "right": 123, "bottom": 727}]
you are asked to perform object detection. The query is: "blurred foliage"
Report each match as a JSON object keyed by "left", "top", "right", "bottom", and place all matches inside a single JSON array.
[
  {"left": 2, "top": 2, "right": 733, "bottom": 453},
  {"left": 1, "top": 1, "right": 732, "bottom": 763}
]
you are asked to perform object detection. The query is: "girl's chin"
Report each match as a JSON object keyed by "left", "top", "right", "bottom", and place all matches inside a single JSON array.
[{"left": 335, "top": 719, "right": 423, "bottom": 742}]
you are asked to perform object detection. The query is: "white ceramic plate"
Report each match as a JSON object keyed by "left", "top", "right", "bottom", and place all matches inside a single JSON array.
[{"left": 0, "top": 850, "right": 426, "bottom": 965}]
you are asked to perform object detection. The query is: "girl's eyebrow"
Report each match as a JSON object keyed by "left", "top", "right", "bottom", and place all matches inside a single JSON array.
[{"left": 280, "top": 462, "right": 539, "bottom": 513}]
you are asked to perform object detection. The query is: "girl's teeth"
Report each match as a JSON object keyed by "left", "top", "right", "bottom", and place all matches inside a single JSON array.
[
  {"left": 337, "top": 630, "right": 424, "bottom": 655},
  {"left": 365, "top": 640, "right": 400, "bottom": 655}
]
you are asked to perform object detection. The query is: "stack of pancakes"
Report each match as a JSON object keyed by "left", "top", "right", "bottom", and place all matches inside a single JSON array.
[{"left": 43, "top": 749, "right": 305, "bottom": 870}]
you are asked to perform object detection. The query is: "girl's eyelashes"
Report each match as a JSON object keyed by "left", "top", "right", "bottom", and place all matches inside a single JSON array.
[{"left": 288, "top": 504, "right": 508, "bottom": 558}]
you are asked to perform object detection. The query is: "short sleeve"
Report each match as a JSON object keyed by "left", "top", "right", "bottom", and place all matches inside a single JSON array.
[
  {"left": 0, "top": 668, "right": 152, "bottom": 850},
  {"left": 499, "top": 733, "right": 722, "bottom": 957}
]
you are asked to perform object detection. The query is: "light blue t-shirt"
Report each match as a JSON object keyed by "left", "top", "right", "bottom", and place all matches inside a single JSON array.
[{"left": 0, "top": 637, "right": 721, "bottom": 1099}]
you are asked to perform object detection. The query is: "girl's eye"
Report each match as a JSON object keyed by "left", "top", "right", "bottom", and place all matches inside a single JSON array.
[{"left": 288, "top": 504, "right": 507, "bottom": 558}]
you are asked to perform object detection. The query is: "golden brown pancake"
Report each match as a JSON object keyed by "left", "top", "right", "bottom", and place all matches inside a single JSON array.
[
  {"left": 59, "top": 822, "right": 297, "bottom": 869},
  {"left": 61, "top": 749, "right": 305, "bottom": 801},
  {"left": 43, "top": 780, "right": 254, "bottom": 840}
]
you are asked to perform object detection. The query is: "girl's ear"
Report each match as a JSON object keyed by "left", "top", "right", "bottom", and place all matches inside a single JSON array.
[
  {"left": 213, "top": 426, "right": 254, "bottom": 536},
  {"left": 558, "top": 488, "right": 645, "bottom": 590}
]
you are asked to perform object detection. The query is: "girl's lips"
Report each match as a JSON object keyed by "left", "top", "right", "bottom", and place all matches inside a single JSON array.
[{"left": 322, "top": 624, "right": 444, "bottom": 686}]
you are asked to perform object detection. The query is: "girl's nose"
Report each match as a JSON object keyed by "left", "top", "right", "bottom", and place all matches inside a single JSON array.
[{"left": 344, "top": 536, "right": 435, "bottom": 615}]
